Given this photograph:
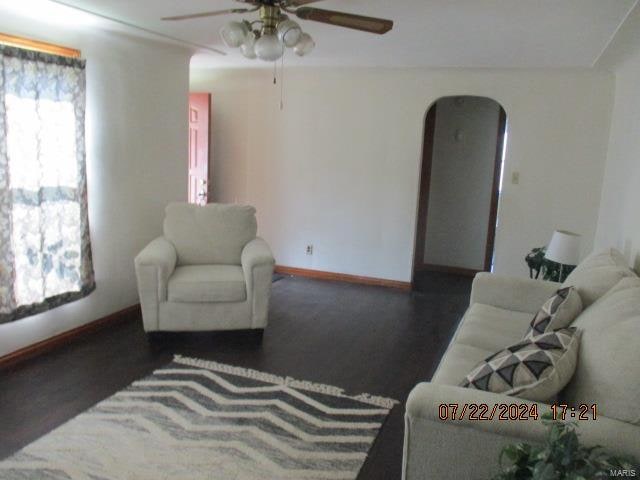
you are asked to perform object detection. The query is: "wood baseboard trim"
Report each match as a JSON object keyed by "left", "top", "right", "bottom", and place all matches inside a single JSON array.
[
  {"left": 0, "top": 304, "right": 140, "bottom": 370},
  {"left": 275, "top": 265, "right": 411, "bottom": 291}
]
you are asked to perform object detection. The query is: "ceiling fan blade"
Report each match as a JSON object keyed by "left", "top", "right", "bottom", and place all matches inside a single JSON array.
[
  {"left": 162, "top": 9, "right": 250, "bottom": 21},
  {"left": 286, "top": 0, "right": 325, "bottom": 6},
  {"left": 295, "top": 7, "right": 393, "bottom": 34}
]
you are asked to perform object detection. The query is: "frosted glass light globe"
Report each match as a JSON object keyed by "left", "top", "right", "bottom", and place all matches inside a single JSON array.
[
  {"left": 277, "top": 19, "right": 302, "bottom": 48},
  {"left": 255, "top": 33, "right": 284, "bottom": 61},
  {"left": 293, "top": 33, "right": 315, "bottom": 57},
  {"left": 241, "top": 32, "right": 257, "bottom": 59},
  {"left": 220, "top": 21, "right": 248, "bottom": 48}
]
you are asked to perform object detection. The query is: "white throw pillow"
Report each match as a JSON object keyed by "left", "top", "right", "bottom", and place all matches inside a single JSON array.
[
  {"left": 523, "top": 287, "right": 582, "bottom": 340},
  {"left": 562, "top": 248, "right": 636, "bottom": 308},
  {"left": 461, "top": 328, "right": 581, "bottom": 402}
]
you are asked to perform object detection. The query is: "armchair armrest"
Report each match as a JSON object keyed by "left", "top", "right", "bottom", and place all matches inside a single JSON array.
[
  {"left": 134, "top": 236, "right": 177, "bottom": 331},
  {"left": 470, "top": 272, "right": 560, "bottom": 314},
  {"left": 403, "top": 382, "right": 640, "bottom": 479},
  {"left": 241, "top": 237, "right": 275, "bottom": 329},
  {"left": 241, "top": 237, "right": 275, "bottom": 270}
]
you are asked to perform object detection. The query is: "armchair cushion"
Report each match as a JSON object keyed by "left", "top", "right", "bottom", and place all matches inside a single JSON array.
[
  {"left": 163, "top": 203, "right": 257, "bottom": 266},
  {"left": 168, "top": 265, "right": 247, "bottom": 303}
]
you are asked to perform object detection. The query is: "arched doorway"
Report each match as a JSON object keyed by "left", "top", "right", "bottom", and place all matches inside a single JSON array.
[{"left": 412, "top": 96, "right": 507, "bottom": 290}]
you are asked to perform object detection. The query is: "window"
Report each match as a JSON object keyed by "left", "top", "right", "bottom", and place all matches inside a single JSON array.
[{"left": 0, "top": 44, "right": 94, "bottom": 324}]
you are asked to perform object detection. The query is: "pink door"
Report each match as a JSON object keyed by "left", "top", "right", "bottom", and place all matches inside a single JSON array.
[{"left": 188, "top": 93, "right": 211, "bottom": 204}]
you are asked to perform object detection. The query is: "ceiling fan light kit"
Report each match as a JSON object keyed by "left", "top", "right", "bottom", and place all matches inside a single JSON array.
[
  {"left": 220, "top": 20, "right": 250, "bottom": 48},
  {"left": 240, "top": 31, "right": 258, "bottom": 59},
  {"left": 293, "top": 32, "right": 315, "bottom": 57},
  {"left": 277, "top": 19, "right": 302, "bottom": 48},
  {"left": 254, "top": 31, "right": 286, "bottom": 61},
  {"left": 163, "top": 0, "right": 393, "bottom": 62},
  {"left": 220, "top": 5, "right": 313, "bottom": 61}
]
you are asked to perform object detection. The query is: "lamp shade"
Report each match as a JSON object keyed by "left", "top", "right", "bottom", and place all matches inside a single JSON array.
[{"left": 545, "top": 230, "right": 581, "bottom": 265}]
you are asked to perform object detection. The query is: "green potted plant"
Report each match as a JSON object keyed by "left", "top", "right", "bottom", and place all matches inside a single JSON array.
[{"left": 494, "top": 413, "right": 638, "bottom": 480}]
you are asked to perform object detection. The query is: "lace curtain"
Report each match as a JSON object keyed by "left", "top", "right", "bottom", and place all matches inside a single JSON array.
[{"left": 0, "top": 46, "right": 94, "bottom": 324}]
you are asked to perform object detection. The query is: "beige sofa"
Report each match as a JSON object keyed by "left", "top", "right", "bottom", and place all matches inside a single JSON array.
[
  {"left": 134, "top": 203, "right": 275, "bottom": 332},
  {"left": 403, "top": 249, "right": 640, "bottom": 479}
]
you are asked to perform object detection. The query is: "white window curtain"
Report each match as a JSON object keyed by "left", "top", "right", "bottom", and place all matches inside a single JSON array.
[{"left": 0, "top": 45, "right": 94, "bottom": 324}]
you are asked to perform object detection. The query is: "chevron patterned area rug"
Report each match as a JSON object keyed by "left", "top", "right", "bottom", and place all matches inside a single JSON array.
[{"left": 0, "top": 355, "right": 397, "bottom": 480}]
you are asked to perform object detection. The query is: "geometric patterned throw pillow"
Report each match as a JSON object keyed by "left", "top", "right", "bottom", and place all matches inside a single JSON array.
[
  {"left": 523, "top": 287, "right": 582, "bottom": 340},
  {"left": 460, "top": 328, "right": 582, "bottom": 402}
]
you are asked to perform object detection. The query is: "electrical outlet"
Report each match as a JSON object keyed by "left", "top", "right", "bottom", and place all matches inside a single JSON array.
[{"left": 306, "top": 245, "right": 313, "bottom": 255}]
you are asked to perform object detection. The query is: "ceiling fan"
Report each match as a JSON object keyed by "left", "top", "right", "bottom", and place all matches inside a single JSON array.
[{"left": 162, "top": 0, "right": 394, "bottom": 61}]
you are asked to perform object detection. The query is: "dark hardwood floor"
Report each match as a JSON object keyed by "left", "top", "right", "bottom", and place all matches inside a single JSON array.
[
  {"left": 0, "top": 274, "right": 472, "bottom": 479},
  {"left": 413, "top": 269, "right": 476, "bottom": 295}
]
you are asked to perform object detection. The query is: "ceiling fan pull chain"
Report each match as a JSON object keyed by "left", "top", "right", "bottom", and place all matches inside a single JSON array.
[
  {"left": 273, "top": 61, "right": 277, "bottom": 85},
  {"left": 280, "top": 49, "right": 285, "bottom": 111}
]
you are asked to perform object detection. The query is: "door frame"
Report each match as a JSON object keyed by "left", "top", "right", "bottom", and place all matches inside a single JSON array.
[
  {"left": 412, "top": 103, "right": 437, "bottom": 283},
  {"left": 484, "top": 108, "right": 507, "bottom": 271},
  {"left": 411, "top": 98, "right": 507, "bottom": 285}
]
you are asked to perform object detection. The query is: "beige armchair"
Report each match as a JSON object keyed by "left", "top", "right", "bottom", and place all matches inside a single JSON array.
[{"left": 134, "top": 203, "right": 275, "bottom": 333}]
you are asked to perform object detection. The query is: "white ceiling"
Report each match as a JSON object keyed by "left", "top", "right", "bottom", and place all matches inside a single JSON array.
[{"left": 43, "top": 0, "right": 640, "bottom": 68}]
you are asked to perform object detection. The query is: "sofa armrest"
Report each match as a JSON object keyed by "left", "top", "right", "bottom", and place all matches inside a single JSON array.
[
  {"left": 134, "top": 236, "right": 177, "bottom": 331},
  {"left": 406, "top": 382, "right": 549, "bottom": 443},
  {"left": 470, "top": 272, "right": 560, "bottom": 314},
  {"left": 403, "top": 382, "right": 640, "bottom": 480},
  {"left": 241, "top": 237, "right": 275, "bottom": 328}
]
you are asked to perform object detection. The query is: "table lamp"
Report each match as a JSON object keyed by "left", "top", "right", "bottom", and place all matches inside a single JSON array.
[{"left": 544, "top": 230, "right": 581, "bottom": 282}]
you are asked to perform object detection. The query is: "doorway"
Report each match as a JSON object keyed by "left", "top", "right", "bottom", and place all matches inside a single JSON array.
[
  {"left": 188, "top": 92, "right": 211, "bottom": 205},
  {"left": 412, "top": 96, "right": 507, "bottom": 290}
]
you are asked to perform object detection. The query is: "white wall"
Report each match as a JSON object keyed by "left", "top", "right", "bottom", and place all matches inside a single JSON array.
[
  {"left": 424, "top": 96, "right": 501, "bottom": 270},
  {"left": 594, "top": 4, "right": 640, "bottom": 272},
  {"left": 0, "top": 12, "right": 191, "bottom": 357},
  {"left": 191, "top": 67, "right": 613, "bottom": 282}
]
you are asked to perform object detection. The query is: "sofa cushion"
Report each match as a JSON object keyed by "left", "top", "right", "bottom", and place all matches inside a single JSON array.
[
  {"left": 461, "top": 328, "right": 581, "bottom": 402},
  {"left": 561, "top": 248, "right": 636, "bottom": 308},
  {"left": 524, "top": 287, "right": 582, "bottom": 340},
  {"left": 164, "top": 203, "right": 257, "bottom": 266},
  {"left": 561, "top": 277, "right": 640, "bottom": 424},
  {"left": 454, "top": 304, "right": 533, "bottom": 351},
  {"left": 168, "top": 265, "right": 247, "bottom": 303},
  {"left": 431, "top": 304, "right": 533, "bottom": 385},
  {"left": 431, "top": 343, "right": 497, "bottom": 386}
]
